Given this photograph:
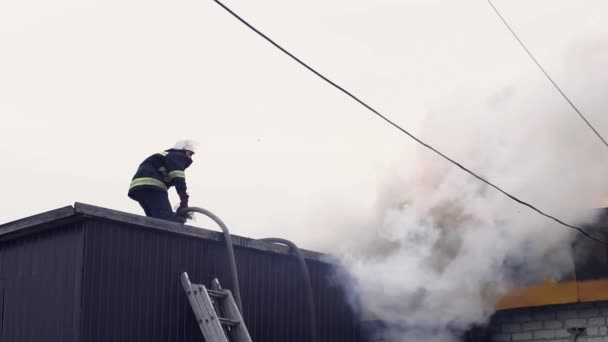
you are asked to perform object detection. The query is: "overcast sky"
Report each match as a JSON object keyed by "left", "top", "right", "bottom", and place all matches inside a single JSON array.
[{"left": 1, "top": 0, "right": 607, "bottom": 249}]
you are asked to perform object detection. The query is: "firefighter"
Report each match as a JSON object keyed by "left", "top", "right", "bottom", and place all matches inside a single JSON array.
[{"left": 128, "top": 139, "right": 197, "bottom": 222}]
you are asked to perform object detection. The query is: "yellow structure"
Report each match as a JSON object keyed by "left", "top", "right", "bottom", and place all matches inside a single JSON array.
[{"left": 497, "top": 263, "right": 608, "bottom": 309}]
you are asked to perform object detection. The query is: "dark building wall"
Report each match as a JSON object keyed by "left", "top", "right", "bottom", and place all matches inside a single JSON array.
[
  {"left": 80, "top": 218, "right": 363, "bottom": 342},
  {"left": 0, "top": 223, "right": 84, "bottom": 342}
]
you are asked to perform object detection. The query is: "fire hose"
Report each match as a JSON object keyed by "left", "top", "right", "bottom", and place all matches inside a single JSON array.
[
  {"left": 178, "top": 206, "right": 244, "bottom": 313},
  {"left": 259, "top": 237, "right": 318, "bottom": 342},
  {"left": 178, "top": 207, "right": 317, "bottom": 342}
]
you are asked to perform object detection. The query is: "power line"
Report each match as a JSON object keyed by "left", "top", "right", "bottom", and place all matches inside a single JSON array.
[
  {"left": 210, "top": 0, "right": 608, "bottom": 245},
  {"left": 487, "top": 0, "right": 608, "bottom": 150}
]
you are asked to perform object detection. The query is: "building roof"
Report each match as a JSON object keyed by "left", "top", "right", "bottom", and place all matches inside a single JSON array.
[{"left": 0, "top": 202, "right": 327, "bottom": 262}]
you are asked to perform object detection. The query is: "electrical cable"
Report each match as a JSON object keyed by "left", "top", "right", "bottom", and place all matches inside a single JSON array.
[
  {"left": 210, "top": 0, "right": 608, "bottom": 245},
  {"left": 487, "top": 0, "right": 608, "bottom": 150}
]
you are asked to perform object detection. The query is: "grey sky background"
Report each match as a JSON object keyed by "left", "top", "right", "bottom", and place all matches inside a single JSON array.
[{"left": 1, "top": 0, "right": 607, "bottom": 250}]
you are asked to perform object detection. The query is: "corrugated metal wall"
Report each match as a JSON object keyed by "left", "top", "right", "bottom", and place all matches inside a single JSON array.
[
  {"left": 0, "top": 224, "right": 84, "bottom": 342},
  {"left": 80, "top": 219, "right": 364, "bottom": 342}
]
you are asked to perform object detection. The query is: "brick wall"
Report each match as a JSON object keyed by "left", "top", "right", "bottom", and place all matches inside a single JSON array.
[{"left": 489, "top": 301, "right": 608, "bottom": 342}]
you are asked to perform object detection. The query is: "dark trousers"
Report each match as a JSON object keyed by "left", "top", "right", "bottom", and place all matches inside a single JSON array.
[{"left": 130, "top": 189, "right": 177, "bottom": 222}]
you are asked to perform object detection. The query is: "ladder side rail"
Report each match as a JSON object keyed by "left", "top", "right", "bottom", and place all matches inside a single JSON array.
[
  {"left": 221, "top": 290, "right": 253, "bottom": 342},
  {"left": 181, "top": 273, "right": 217, "bottom": 341},
  {"left": 194, "top": 284, "right": 230, "bottom": 342}
]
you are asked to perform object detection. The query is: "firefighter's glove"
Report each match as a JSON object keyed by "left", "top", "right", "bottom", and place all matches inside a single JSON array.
[
  {"left": 175, "top": 208, "right": 193, "bottom": 223},
  {"left": 178, "top": 191, "right": 190, "bottom": 208}
]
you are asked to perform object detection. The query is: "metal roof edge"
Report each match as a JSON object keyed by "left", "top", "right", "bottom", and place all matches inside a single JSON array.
[
  {"left": 0, "top": 205, "right": 78, "bottom": 238},
  {"left": 73, "top": 202, "right": 327, "bottom": 262}
]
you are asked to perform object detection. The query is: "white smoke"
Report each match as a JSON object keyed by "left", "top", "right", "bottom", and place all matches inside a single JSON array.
[{"left": 335, "top": 36, "right": 608, "bottom": 342}]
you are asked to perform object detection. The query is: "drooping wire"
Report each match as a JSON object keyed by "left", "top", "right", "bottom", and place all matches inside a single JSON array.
[
  {"left": 211, "top": 0, "right": 608, "bottom": 245},
  {"left": 488, "top": 0, "right": 608, "bottom": 150}
]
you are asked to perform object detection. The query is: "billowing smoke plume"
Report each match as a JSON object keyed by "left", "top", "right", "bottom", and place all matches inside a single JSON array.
[{"left": 335, "top": 36, "right": 608, "bottom": 342}]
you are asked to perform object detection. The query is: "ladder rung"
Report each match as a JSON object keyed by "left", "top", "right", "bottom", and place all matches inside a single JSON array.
[
  {"left": 207, "top": 289, "right": 228, "bottom": 299},
  {"left": 181, "top": 272, "right": 252, "bottom": 342},
  {"left": 219, "top": 317, "right": 240, "bottom": 327}
]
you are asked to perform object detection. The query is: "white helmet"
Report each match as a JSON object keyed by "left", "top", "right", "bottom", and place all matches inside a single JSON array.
[{"left": 172, "top": 139, "right": 198, "bottom": 154}]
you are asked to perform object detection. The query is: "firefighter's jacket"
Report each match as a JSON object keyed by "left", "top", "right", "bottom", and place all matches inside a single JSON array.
[{"left": 128, "top": 149, "right": 192, "bottom": 197}]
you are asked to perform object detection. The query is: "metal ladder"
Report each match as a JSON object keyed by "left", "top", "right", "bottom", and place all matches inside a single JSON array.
[{"left": 181, "top": 272, "right": 253, "bottom": 342}]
